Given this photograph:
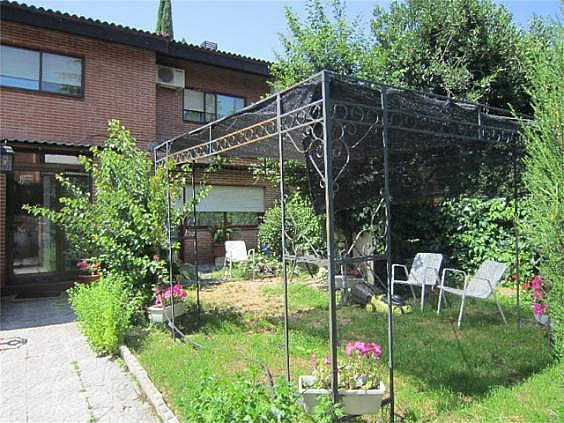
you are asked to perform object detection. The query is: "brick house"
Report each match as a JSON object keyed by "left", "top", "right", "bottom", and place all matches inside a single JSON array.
[{"left": 0, "top": 1, "right": 276, "bottom": 295}]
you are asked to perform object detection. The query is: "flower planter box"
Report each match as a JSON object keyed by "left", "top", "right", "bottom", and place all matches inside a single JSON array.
[
  {"left": 147, "top": 303, "right": 186, "bottom": 324},
  {"left": 298, "top": 375, "right": 385, "bottom": 416},
  {"left": 78, "top": 274, "right": 101, "bottom": 284}
]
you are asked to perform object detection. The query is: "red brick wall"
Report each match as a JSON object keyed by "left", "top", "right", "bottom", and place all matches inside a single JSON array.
[
  {"left": 156, "top": 59, "right": 270, "bottom": 141},
  {"left": 0, "top": 21, "right": 157, "bottom": 148}
]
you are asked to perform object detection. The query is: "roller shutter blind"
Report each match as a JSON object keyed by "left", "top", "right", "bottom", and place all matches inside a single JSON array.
[{"left": 185, "top": 186, "right": 264, "bottom": 212}]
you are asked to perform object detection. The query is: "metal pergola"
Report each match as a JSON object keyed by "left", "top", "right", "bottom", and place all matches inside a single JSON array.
[{"left": 153, "top": 70, "right": 525, "bottom": 421}]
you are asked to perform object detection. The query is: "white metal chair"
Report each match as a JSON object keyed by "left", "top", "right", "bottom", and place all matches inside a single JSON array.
[
  {"left": 224, "top": 240, "right": 255, "bottom": 280},
  {"left": 391, "top": 253, "right": 443, "bottom": 311},
  {"left": 437, "top": 259, "right": 508, "bottom": 327}
]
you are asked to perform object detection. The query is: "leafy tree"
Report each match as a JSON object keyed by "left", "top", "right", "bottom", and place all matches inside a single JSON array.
[
  {"left": 270, "top": 0, "right": 370, "bottom": 90},
  {"left": 370, "top": 0, "right": 530, "bottom": 113},
  {"left": 521, "top": 25, "right": 563, "bottom": 357},
  {"left": 273, "top": 0, "right": 530, "bottom": 114},
  {"left": 25, "top": 120, "right": 195, "bottom": 291}
]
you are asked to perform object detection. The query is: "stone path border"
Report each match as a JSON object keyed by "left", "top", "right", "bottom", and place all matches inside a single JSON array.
[{"left": 119, "top": 345, "right": 180, "bottom": 423}]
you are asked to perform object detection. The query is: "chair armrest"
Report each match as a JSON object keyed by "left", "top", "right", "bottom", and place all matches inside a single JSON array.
[
  {"left": 440, "top": 268, "right": 468, "bottom": 289},
  {"left": 392, "top": 264, "right": 409, "bottom": 281}
]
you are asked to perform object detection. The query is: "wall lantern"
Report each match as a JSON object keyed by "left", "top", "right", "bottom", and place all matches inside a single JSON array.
[{"left": 0, "top": 143, "right": 15, "bottom": 173}]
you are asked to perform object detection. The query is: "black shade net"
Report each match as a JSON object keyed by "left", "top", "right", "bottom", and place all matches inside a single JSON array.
[{"left": 155, "top": 72, "right": 525, "bottom": 214}]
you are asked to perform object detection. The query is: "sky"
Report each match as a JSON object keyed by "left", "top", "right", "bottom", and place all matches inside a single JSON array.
[{"left": 23, "top": 1, "right": 562, "bottom": 61}]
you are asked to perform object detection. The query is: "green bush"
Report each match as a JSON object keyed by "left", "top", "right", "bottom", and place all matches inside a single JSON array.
[
  {"left": 393, "top": 196, "right": 536, "bottom": 279},
  {"left": 521, "top": 26, "right": 563, "bottom": 357},
  {"left": 181, "top": 369, "right": 308, "bottom": 423},
  {"left": 68, "top": 274, "right": 140, "bottom": 354},
  {"left": 258, "top": 192, "right": 323, "bottom": 259}
]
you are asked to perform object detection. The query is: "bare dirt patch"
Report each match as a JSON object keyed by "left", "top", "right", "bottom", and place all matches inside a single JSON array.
[{"left": 200, "top": 278, "right": 283, "bottom": 315}]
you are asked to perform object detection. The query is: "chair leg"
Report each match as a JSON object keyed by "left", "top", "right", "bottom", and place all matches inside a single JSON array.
[
  {"left": 437, "top": 289, "right": 444, "bottom": 315},
  {"left": 495, "top": 294, "right": 507, "bottom": 324},
  {"left": 409, "top": 285, "right": 417, "bottom": 302},
  {"left": 457, "top": 295, "right": 466, "bottom": 328},
  {"left": 420, "top": 285, "right": 425, "bottom": 311}
]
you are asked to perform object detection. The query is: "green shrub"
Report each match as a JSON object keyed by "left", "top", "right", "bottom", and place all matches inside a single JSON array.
[
  {"left": 258, "top": 192, "right": 323, "bottom": 258},
  {"left": 393, "top": 196, "right": 536, "bottom": 280},
  {"left": 68, "top": 274, "right": 140, "bottom": 354},
  {"left": 521, "top": 26, "right": 563, "bottom": 357},
  {"left": 181, "top": 369, "right": 308, "bottom": 423}
]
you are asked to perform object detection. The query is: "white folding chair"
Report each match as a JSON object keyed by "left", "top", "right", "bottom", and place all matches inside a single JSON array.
[
  {"left": 224, "top": 240, "right": 255, "bottom": 280},
  {"left": 437, "top": 259, "right": 507, "bottom": 327},
  {"left": 391, "top": 253, "right": 443, "bottom": 311}
]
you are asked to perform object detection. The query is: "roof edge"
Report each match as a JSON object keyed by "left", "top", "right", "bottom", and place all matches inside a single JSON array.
[{"left": 0, "top": 1, "right": 272, "bottom": 77}]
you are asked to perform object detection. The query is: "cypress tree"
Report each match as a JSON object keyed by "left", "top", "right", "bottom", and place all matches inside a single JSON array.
[{"left": 156, "top": 0, "right": 173, "bottom": 39}]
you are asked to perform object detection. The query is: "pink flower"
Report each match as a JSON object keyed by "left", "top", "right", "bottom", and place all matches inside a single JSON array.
[
  {"left": 366, "top": 342, "right": 382, "bottom": 358},
  {"left": 354, "top": 341, "right": 368, "bottom": 357},
  {"left": 340, "top": 319, "right": 352, "bottom": 325},
  {"left": 155, "top": 294, "right": 163, "bottom": 307},
  {"left": 532, "top": 291, "right": 544, "bottom": 300},
  {"left": 323, "top": 356, "right": 331, "bottom": 365},
  {"left": 533, "top": 303, "right": 543, "bottom": 316},
  {"left": 309, "top": 354, "right": 317, "bottom": 365},
  {"left": 345, "top": 342, "right": 355, "bottom": 357}
]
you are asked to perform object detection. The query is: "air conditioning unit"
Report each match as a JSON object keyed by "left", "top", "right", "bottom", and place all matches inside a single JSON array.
[{"left": 156, "top": 65, "right": 185, "bottom": 89}]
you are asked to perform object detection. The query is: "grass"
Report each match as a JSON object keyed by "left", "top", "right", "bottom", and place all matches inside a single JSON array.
[{"left": 130, "top": 279, "right": 554, "bottom": 422}]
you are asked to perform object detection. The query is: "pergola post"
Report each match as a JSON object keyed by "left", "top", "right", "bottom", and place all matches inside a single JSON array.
[
  {"left": 165, "top": 141, "right": 176, "bottom": 340},
  {"left": 191, "top": 160, "right": 200, "bottom": 312},
  {"left": 381, "top": 86, "right": 395, "bottom": 423},
  {"left": 513, "top": 144, "right": 521, "bottom": 329},
  {"left": 321, "top": 70, "right": 339, "bottom": 403},
  {"left": 277, "top": 93, "right": 291, "bottom": 382}
]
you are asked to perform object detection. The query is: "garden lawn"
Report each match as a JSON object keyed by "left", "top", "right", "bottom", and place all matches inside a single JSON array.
[{"left": 130, "top": 279, "right": 554, "bottom": 422}]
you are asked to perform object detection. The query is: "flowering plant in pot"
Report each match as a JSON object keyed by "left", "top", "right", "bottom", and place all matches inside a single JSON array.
[
  {"left": 76, "top": 259, "right": 101, "bottom": 283},
  {"left": 147, "top": 283, "right": 189, "bottom": 323},
  {"left": 299, "top": 341, "right": 386, "bottom": 416},
  {"left": 523, "top": 274, "right": 550, "bottom": 326}
]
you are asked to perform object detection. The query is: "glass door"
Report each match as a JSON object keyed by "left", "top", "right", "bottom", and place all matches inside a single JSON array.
[
  {"left": 12, "top": 171, "right": 58, "bottom": 275},
  {"left": 9, "top": 169, "right": 89, "bottom": 281}
]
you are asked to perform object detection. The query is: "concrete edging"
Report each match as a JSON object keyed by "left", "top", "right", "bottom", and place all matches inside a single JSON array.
[{"left": 119, "top": 345, "right": 179, "bottom": 423}]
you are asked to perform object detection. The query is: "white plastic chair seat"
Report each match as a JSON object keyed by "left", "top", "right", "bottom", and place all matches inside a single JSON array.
[
  {"left": 437, "top": 259, "right": 508, "bottom": 327},
  {"left": 224, "top": 240, "right": 255, "bottom": 280},
  {"left": 391, "top": 252, "right": 443, "bottom": 311},
  {"left": 395, "top": 274, "right": 437, "bottom": 287}
]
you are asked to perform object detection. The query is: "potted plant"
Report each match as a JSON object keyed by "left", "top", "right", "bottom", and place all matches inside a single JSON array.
[
  {"left": 299, "top": 341, "right": 386, "bottom": 416},
  {"left": 209, "top": 223, "right": 234, "bottom": 258},
  {"left": 523, "top": 274, "right": 550, "bottom": 327},
  {"left": 76, "top": 259, "right": 101, "bottom": 284},
  {"left": 147, "top": 283, "right": 188, "bottom": 323}
]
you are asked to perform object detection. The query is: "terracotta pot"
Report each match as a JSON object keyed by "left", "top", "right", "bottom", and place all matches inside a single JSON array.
[
  {"left": 78, "top": 274, "right": 101, "bottom": 284},
  {"left": 213, "top": 244, "right": 225, "bottom": 257}
]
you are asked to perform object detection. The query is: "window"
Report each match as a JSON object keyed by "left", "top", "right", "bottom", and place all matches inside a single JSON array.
[
  {"left": 183, "top": 89, "right": 245, "bottom": 122},
  {"left": 0, "top": 45, "right": 83, "bottom": 96},
  {"left": 184, "top": 186, "right": 264, "bottom": 227}
]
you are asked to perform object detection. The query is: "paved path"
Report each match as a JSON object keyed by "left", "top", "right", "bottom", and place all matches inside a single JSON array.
[{"left": 0, "top": 295, "right": 158, "bottom": 423}]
